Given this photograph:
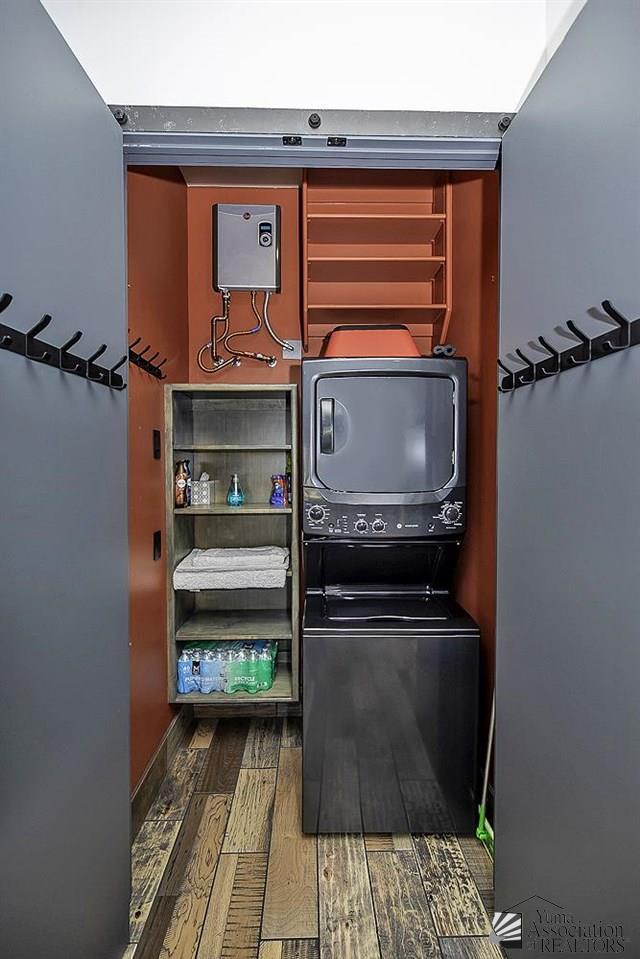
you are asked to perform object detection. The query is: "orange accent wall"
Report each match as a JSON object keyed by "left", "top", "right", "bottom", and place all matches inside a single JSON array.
[
  {"left": 127, "top": 168, "right": 189, "bottom": 790},
  {"left": 187, "top": 186, "right": 301, "bottom": 384},
  {"left": 449, "top": 172, "right": 500, "bottom": 724}
]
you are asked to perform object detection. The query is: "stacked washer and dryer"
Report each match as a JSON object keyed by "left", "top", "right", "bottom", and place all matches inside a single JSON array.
[{"left": 301, "top": 328, "right": 480, "bottom": 834}]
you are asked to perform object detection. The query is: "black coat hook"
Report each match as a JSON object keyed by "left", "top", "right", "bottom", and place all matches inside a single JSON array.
[
  {"left": 601, "top": 300, "right": 631, "bottom": 352},
  {"left": 566, "top": 320, "right": 591, "bottom": 366},
  {"left": 537, "top": 335, "right": 560, "bottom": 377},
  {"left": 110, "top": 354, "right": 127, "bottom": 374},
  {"left": 26, "top": 314, "right": 52, "bottom": 361},
  {"left": 60, "top": 330, "right": 83, "bottom": 372},
  {"left": 87, "top": 344, "right": 108, "bottom": 381},
  {"left": 127, "top": 335, "right": 167, "bottom": 381},
  {"left": 515, "top": 348, "right": 535, "bottom": 385},
  {"left": 497, "top": 359, "right": 514, "bottom": 393},
  {"left": 0, "top": 293, "right": 13, "bottom": 314},
  {"left": 1, "top": 293, "right": 16, "bottom": 346},
  {"left": 109, "top": 354, "right": 128, "bottom": 390}
]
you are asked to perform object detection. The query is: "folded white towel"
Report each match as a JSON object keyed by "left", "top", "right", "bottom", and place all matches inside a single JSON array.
[
  {"left": 173, "top": 567, "right": 287, "bottom": 591},
  {"left": 190, "top": 546, "right": 289, "bottom": 571},
  {"left": 173, "top": 547, "right": 290, "bottom": 591}
]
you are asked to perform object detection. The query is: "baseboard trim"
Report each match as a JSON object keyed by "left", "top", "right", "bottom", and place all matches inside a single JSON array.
[{"left": 130, "top": 706, "right": 194, "bottom": 842}]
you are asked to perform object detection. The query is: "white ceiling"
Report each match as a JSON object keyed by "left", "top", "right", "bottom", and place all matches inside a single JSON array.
[{"left": 43, "top": 0, "right": 585, "bottom": 114}]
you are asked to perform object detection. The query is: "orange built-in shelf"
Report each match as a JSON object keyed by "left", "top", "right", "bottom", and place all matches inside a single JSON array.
[
  {"left": 302, "top": 171, "right": 453, "bottom": 352},
  {"left": 308, "top": 255, "right": 446, "bottom": 261},
  {"left": 307, "top": 214, "right": 446, "bottom": 223},
  {"left": 307, "top": 304, "right": 447, "bottom": 311}
]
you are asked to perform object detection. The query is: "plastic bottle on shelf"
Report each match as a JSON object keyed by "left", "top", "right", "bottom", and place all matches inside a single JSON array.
[
  {"left": 177, "top": 649, "right": 199, "bottom": 694},
  {"left": 226, "top": 473, "right": 245, "bottom": 507},
  {"left": 270, "top": 474, "right": 286, "bottom": 507},
  {"left": 200, "top": 649, "right": 224, "bottom": 694},
  {"left": 184, "top": 459, "right": 192, "bottom": 506},
  {"left": 215, "top": 647, "right": 226, "bottom": 689},
  {"left": 286, "top": 452, "right": 292, "bottom": 506},
  {"left": 174, "top": 461, "right": 189, "bottom": 508}
]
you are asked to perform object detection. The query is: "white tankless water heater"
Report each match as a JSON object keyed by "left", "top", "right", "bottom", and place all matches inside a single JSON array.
[{"left": 212, "top": 203, "right": 281, "bottom": 293}]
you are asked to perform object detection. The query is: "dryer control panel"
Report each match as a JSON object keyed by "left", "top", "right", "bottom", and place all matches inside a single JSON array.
[{"left": 303, "top": 494, "right": 465, "bottom": 538}]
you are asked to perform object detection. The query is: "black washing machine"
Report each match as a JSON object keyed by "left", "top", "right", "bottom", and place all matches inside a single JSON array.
[
  {"left": 302, "top": 539, "right": 479, "bottom": 834},
  {"left": 301, "top": 353, "right": 480, "bottom": 834}
]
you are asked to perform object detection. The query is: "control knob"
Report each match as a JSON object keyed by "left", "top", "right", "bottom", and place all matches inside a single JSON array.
[
  {"left": 371, "top": 519, "right": 386, "bottom": 533},
  {"left": 307, "top": 505, "right": 326, "bottom": 523},
  {"left": 354, "top": 519, "right": 369, "bottom": 533},
  {"left": 442, "top": 505, "right": 461, "bottom": 524}
]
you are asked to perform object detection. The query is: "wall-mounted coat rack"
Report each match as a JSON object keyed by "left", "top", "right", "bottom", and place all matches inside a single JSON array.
[
  {"left": 128, "top": 336, "right": 167, "bottom": 380},
  {"left": 498, "top": 300, "right": 639, "bottom": 392},
  {"left": 0, "top": 292, "right": 127, "bottom": 390}
]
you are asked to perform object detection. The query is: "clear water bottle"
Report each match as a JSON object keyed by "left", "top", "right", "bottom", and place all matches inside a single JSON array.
[
  {"left": 199, "top": 650, "right": 215, "bottom": 694},
  {"left": 177, "top": 650, "right": 198, "bottom": 694}
]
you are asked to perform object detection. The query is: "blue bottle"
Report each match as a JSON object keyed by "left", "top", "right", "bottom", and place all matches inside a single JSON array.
[
  {"left": 177, "top": 650, "right": 199, "bottom": 693},
  {"left": 200, "top": 650, "right": 224, "bottom": 693},
  {"left": 226, "top": 473, "right": 245, "bottom": 507},
  {"left": 270, "top": 474, "right": 286, "bottom": 507}
]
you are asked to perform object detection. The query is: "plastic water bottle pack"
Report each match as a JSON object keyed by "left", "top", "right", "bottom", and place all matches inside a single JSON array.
[{"left": 177, "top": 640, "right": 278, "bottom": 695}]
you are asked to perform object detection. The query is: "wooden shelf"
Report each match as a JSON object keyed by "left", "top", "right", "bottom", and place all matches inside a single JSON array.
[
  {"left": 308, "top": 257, "right": 444, "bottom": 285},
  {"left": 177, "top": 609, "right": 292, "bottom": 643},
  {"left": 307, "top": 213, "right": 445, "bottom": 221},
  {"left": 307, "top": 323, "right": 436, "bottom": 341},
  {"left": 173, "top": 665, "right": 293, "bottom": 704},
  {"left": 173, "top": 444, "right": 292, "bottom": 452},
  {"left": 174, "top": 504, "right": 292, "bottom": 515},
  {"left": 307, "top": 216, "right": 444, "bottom": 246},
  {"left": 308, "top": 256, "right": 445, "bottom": 262},
  {"left": 307, "top": 304, "right": 446, "bottom": 312}
]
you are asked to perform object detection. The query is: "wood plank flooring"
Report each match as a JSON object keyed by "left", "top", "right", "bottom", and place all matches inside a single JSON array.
[{"left": 126, "top": 718, "right": 501, "bottom": 959}]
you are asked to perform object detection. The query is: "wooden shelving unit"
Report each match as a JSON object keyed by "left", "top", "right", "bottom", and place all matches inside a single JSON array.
[
  {"left": 174, "top": 444, "right": 292, "bottom": 452},
  {"left": 175, "top": 670, "right": 293, "bottom": 704},
  {"left": 174, "top": 505, "right": 293, "bottom": 515},
  {"left": 302, "top": 170, "right": 453, "bottom": 355},
  {"left": 177, "top": 609, "right": 293, "bottom": 643},
  {"left": 165, "top": 384, "right": 299, "bottom": 706}
]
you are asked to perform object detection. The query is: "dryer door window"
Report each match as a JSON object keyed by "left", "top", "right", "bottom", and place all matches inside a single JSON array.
[{"left": 314, "top": 374, "right": 455, "bottom": 493}]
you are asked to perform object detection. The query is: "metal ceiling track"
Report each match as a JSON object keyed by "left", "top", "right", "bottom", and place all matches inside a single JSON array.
[{"left": 110, "top": 106, "right": 512, "bottom": 170}]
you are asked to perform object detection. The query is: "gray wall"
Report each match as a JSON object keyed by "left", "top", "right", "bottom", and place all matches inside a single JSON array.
[
  {"left": 496, "top": 0, "right": 640, "bottom": 952},
  {"left": 0, "top": 2, "right": 129, "bottom": 957}
]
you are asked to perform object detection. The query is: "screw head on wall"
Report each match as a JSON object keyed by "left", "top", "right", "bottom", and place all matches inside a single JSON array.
[
  {"left": 113, "top": 109, "right": 129, "bottom": 126},
  {"left": 308, "top": 113, "right": 322, "bottom": 129},
  {"left": 498, "top": 115, "right": 512, "bottom": 132}
]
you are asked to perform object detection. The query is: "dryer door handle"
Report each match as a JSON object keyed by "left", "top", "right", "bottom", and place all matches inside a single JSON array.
[{"left": 319, "top": 397, "right": 335, "bottom": 454}]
